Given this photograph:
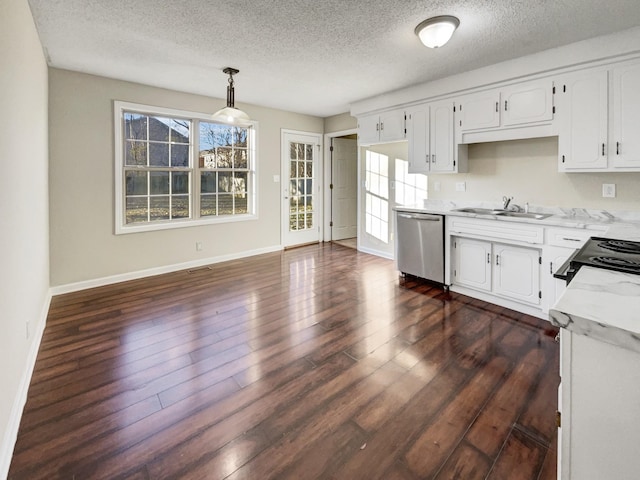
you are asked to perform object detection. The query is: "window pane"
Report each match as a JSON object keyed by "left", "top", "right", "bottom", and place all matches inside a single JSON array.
[
  {"left": 126, "top": 197, "right": 147, "bottom": 223},
  {"left": 149, "top": 116, "right": 171, "bottom": 142},
  {"left": 235, "top": 195, "right": 248, "bottom": 214},
  {"left": 172, "top": 172, "right": 189, "bottom": 194},
  {"left": 172, "top": 195, "right": 189, "bottom": 219},
  {"left": 233, "top": 149, "right": 247, "bottom": 169},
  {"left": 126, "top": 141, "right": 147, "bottom": 166},
  {"left": 290, "top": 214, "right": 298, "bottom": 231},
  {"left": 126, "top": 171, "right": 147, "bottom": 195},
  {"left": 297, "top": 144, "right": 304, "bottom": 159},
  {"left": 200, "top": 122, "right": 232, "bottom": 150},
  {"left": 297, "top": 162, "right": 305, "bottom": 177},
  {"left": 150, "top": 171, "right": 169, "bottom": 194},
  {"left": 298, "top": 179, "right": 305, "bottom": 195},
  {"left": 201, "top": 195, "right": 216, "bottom": 216},
  {"left": 169, "top": 119, "right": 190, "bottom": 143},
  {"left": 290, "top": 161, "right": 296, "bottom": 179},
  {"left": 150, "top": 196, "right": 170, "bottom": 220},
  {"left": 305, "top": 179, "right": 312, "bottom": 195},
  {"left": 306, "top": 162, "right": 313, "bottom": 178},
  {"left": 201, "top": 171, "right": 217, "bottom": 193},
  {"left": 171, "top": 144, "right": 189, "bottom": 167},
  {"left": 218, "top": 194, "right": 233, "bottom": 215},
  {"left": 306, "top": 213, "right": 313, "bottom": 228},
  {"left": 306, "top": 144, "right": 313, "bottom": 160},
  {"left": 124, "top": 113, "right": 147, "bottom": 140},
  {"left": 219, "top": 172, "right": 232, "bottom": 193},
  {"left": 149, "top": 143, "right": 170, "bottom": 167},
  {"left": 290, "top": 143, "right": 297, "bottom": 160},
  {"left": 234, "top": 172, "right": 247, "bottom": 193},
  {"left": 217, "top": 148, "right": 233, "bottom": 168},
  {"left": 305, "top": 195, "right": 313, "bottom": 211},
  {"left": 232, "top": 127, "right": 247, "bottom": 147}
]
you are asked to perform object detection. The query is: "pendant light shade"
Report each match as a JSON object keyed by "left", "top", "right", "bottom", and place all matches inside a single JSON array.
[
  {"left": 212, "top": 67, "right": 250, "bottom": 123},
  {"left": 415, "top": 15, "right": 460, "bottom": 48}
]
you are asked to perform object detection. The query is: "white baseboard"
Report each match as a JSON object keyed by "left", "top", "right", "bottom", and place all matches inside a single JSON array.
[
  {"left": 51, "top": 245, "right": 283, "bottom": 295},
  {"left": 0, "top": 290, "right": 51, "bottom": 480},
  {"left": 357, "top": 244, "right": 394, "bottom": 260}
]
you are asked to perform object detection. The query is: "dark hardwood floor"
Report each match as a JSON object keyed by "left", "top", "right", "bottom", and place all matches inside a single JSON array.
[{"left": 9, "top": 243, "right": 559, "bottom": 479}]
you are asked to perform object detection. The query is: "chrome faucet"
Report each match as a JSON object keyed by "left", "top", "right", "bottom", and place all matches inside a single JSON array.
[{"left": 502, "top": 196, "right": 512, "bottom": 210}]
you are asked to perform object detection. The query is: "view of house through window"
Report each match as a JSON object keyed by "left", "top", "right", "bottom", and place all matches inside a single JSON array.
[{"left": 115, "top": 102, "right": 255, "bottom": 233}]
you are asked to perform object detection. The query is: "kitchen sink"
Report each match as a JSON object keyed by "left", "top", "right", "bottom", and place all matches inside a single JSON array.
[
  {"left": 497, "top": 211, "right": 552, "bottom": 220},
  {"left": 452, "top": 207, "right": 552, "bottom": 220},
  {"left": 452, "top": 207, "right": 505, "bottom": 215}
]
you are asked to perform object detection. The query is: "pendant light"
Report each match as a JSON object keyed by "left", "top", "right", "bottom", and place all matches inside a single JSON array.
[
  {"left": 415, "top": 15, "right": 460, "bottom": 48},
  {"left": 211, "top": 67, "right": 250, "bottom": 124}
]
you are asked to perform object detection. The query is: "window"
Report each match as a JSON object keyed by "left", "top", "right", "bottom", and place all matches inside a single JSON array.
[
  {"left": 364, "top": 150, "right": 389, "bottom": 243},
  {"left": 394, "top": 158, "right": 428, "bottom": 206},
  {"left": 114, "top": 101, "right": 256, "bottom": 234}
]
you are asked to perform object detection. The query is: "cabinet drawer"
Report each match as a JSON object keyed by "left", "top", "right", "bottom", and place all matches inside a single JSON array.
[
  {"left": 546, "top": 227, "right": 592, "bottom": 248},
  {"left": 448, "top": 217, "right": 544, "bottom": 244}
]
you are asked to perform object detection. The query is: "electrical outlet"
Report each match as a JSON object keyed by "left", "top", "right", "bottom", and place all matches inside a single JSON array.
[
  {"left": 455, "top": 182, "right": 466, "bottom": 192},
  {"left": 196, "top": 242, "right": 203, "bottom": 251},
  {"left": 602, "top": 183, "right": 616, "bottom": 198},
  {"left": 434, "top": 181, "right": 441, "bottom": 192}
]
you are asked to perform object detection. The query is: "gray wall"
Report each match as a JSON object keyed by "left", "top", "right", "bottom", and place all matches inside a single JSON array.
[
  {"left": 49, "top": 69, "right": 324, "bottom": 287},
  {"left": 429, "top": 137, "right": 640, "bottom": 211},
  {"left": 0, "top": 0, "right": 50, "bottom": 474}
]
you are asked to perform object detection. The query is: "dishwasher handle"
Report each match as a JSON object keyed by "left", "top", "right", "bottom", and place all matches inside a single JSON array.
[{"left": 397, "top": 212, "right": 442, "bottom": 221}]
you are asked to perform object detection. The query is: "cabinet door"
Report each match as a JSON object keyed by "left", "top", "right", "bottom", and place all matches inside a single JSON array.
[
  {"left": 493, "top": 243, "right": 541, "bottom": 305},
  {"left": 457, "top": 90, "right": 501, "bottom": 131},
  {"left": 406, "top": 104, "right": 429, "bottom": 173},
  {"left": 430, "top": 100, "right": 455, "bottom": 172},
  {"left": 501, "top": 79, "right": 554, "bottom": 126},
  {"left": 542, "top": 245, "right": 575, "bottom": 313},
  {"left": 453, "top": 237, "right": 492, "bottom": 291},
  {"left": 358, "top": 114, "right": 380, "bottom": 145},
  {"left": 379, "top": 108, "right": 406, "bottom": 143},
  {"left": 612, "top": 61, "right": 640, "bottom": 168},
  {"left": 557, "top": 70, "right": 608, "bottom": 171}
]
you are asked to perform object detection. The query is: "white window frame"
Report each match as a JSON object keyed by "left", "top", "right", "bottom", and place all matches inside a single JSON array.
[{"left": 114, "top": 101, "right": 258, "bottom": 234}]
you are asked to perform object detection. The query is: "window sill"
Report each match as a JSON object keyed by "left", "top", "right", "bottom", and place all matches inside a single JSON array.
[{"left": 115, "top": 213, "right": 258, "bottom": 235}]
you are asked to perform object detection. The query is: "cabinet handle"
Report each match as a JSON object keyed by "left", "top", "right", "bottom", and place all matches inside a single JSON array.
[
  {"left": 487, "top": 253, "right": 490, "bottom": 264},
  {"left": 550, "top": 262, "right": 553, "bottom": 275},
  {"left": 617, "top": 142, "right": 620, "bottom": 155},
  {"left": 561, "top": 237, "right": 582, "bottom": 242},
  {"left": 426, "top": 154, "right": 430, "bottom": 164},
  {"left": 496, "top": 254, "right": 500, "bottom": 266},
  {"left": 380, "top": 122, "right": 384, "bottom": 131},
  {"left": 495, "top": 102, "right": 499, "bottom": 113},
  {"left": 602, "top": 143, "right": 605, "bottom": 156},
  {"left": 504, "top": 100, "right": 508, "bottom": 111},
  {"left": 432, "top": 154, "right": 436, "bottom": 163},
  {"left": 376, "top": 123, "right": 379, "bottom": 132}
]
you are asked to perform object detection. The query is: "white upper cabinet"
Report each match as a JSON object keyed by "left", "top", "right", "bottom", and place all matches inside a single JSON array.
[
  {"left": 501, "top": 80, "right": 555, "bottom": 126},
  {"left": 612, "top": 61, "right": 640, "bottom": 169},
  {"left": 457, "top": 79, "right": 554, "bottom": 138},
  {"left": 358, "top": 108, "right": 405, "bottom": 145},
  {"left": 457, "top": 90, "right": 501, "bottom": 131},
  {"left": 556, "top": 69, "right": 609, "bottom": 171},
  {"left": 555, "top": 59, "right": 640, "bottom": 172},
  {"left": 406, "top": 100, "right": 459, "bottom": 174}
]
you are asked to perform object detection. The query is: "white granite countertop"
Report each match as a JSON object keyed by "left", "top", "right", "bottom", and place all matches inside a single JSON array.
[
  {"left": 395, "top": 199, "right": 640, "bottom": 351},
  {"left": 549, "top": 267, "right": 640, "bottom": 354}
]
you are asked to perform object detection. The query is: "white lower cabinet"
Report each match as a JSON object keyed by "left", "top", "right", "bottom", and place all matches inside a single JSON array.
[
  {"left": 452, "top": 237, "right": 541, "bottom": 306},
  {"left": 542, "top": 245, "right": 574, "bottom": 311},
  {"left": 559, "top": 330, "right": 640, "bottom": 479}
]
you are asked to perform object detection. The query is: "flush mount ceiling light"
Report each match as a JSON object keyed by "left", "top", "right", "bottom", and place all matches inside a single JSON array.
[
  {"left": 211, "top": 67, "right": 250, "bottom": 124},
  {"left": 415, "top": 15, "right": 460, "bottom": 48}
]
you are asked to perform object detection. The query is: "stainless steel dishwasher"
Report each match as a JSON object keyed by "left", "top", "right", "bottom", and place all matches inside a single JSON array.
[{"left": 395, "top": 210, "right": 444, "bottom": 284}]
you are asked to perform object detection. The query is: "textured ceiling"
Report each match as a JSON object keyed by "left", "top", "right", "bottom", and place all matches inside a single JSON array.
[{"left": 27, "top": 0, "right": 640, "bottom": 117}]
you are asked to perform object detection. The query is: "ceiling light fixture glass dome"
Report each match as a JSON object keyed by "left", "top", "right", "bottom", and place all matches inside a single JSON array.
[{"left": 415, "top": 15, "right": 460, "bottom": 48}]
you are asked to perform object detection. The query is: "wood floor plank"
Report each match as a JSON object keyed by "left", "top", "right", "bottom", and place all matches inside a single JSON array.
[{"left": 8, "top": 244, "right": 559, "bottom": 480}]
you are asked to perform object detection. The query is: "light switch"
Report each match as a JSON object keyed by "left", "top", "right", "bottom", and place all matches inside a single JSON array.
[
  {"left": 273, "top": 175, "right": 280, "bottom": 183},
  {"left": 455, "top": 182, "right": 466, "bottom": 192},
  {"left": 602, "top": 183, "right": 616, "bottom": 198}
]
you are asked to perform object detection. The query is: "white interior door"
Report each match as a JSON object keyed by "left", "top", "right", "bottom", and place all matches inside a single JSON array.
[
  {"left": 331, "top": 137, "right": 357, "bottom": 240},
  {"left": 282, "top": 131, "right": 322, "bottom": 247}
]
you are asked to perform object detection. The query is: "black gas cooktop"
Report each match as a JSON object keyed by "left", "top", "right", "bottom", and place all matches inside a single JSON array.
[{"left": 554, "top": 237, "right": 640, "bottom": 283}]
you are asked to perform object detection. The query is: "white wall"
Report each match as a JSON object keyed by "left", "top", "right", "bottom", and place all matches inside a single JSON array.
[
  {"left": 0, "top": 0, "right": 50, "bottom": 476},
  {"left": 49, "top": 69, "right": 324, "bottom": 287},
  {"left": 429, "top": 137, "right": 640, "bottom": 211}
]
